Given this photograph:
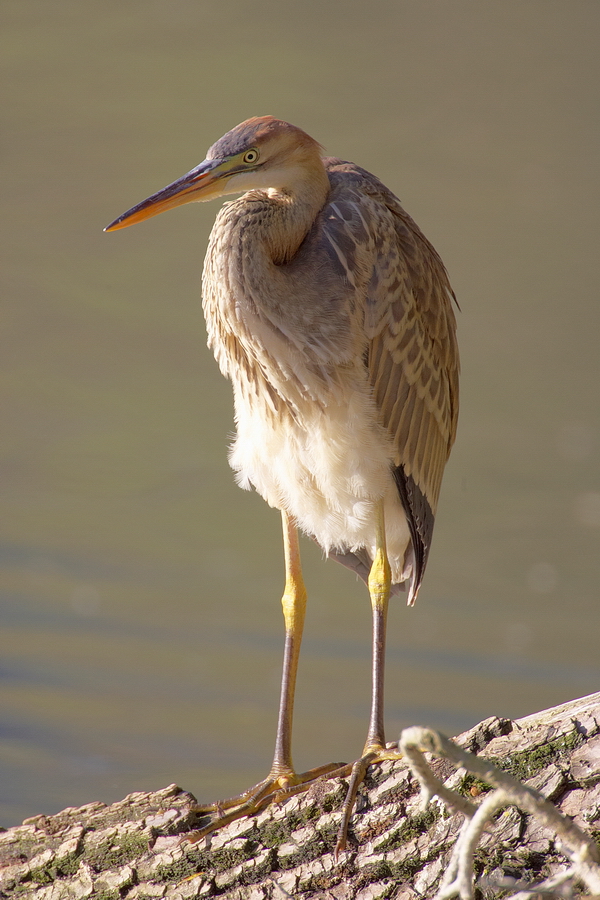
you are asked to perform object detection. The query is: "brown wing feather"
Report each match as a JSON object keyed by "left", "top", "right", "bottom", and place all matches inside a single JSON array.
[
  {"left": 323, "top": 159, "right": 459, "bottom": 591},
  {"left": 365, "top": 208, "right": 459, "bottom": 512}
]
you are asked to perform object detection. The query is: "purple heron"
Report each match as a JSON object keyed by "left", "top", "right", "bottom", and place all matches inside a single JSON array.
[{"left": 105, "top": 117, "right": 459, "bottom": 852}]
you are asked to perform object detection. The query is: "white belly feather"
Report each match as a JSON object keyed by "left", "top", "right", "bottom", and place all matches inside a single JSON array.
[{"left": 228, "top": 378, "right": 411, "bottom": 585}]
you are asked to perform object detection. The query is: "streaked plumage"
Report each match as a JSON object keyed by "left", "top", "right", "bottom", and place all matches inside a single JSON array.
[{"left": 105, "top": 116, "right": 459, "bottom": 849}]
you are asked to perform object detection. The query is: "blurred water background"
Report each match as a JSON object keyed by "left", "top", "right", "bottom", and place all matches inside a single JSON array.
[{"left": 1, "top": 0, "right": 599, "bottom": 827}]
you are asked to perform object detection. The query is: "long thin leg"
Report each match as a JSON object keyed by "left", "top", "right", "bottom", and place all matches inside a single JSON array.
[
  {"left": 186, "top": 511, "right": 342, "bottom": 843},
  {"left": 336, "top": 500, "right": 393, "bottom": 854},
  {"left": 364, "top": 500, "right": 391, "bottom": 754},
  {"left": 270, "top": 512, "right": 340, "bottom": 785},
  {"left": 186, "top": 505, "right": 398, "bottom": 850},
  {"left": 271, "top": 509, "right": 307, "bottom": 781}
]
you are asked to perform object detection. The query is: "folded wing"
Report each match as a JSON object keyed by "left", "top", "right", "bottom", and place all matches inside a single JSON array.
[{"left": 322, "top": 159, "right": 459, "bottom": 597}]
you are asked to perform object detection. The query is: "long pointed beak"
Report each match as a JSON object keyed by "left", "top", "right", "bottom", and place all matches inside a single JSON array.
[{"left": 104, "top": 158, "right": 228, "bottom": 232}]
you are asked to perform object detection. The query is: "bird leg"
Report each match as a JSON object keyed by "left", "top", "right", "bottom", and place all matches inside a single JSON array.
[
  {"left": 365, "top": 500, "right": 391, "bottom": 753},
  {"left": 335, "top": 501, "right": 401, "bottom": 855},
  {"left": 185, "top": 505, "right": 400, "bottom": 851},
  {"left": 271, "top": 507, "right": 308, "bottom": 782},
  {"left": 185, "top": 510, "right": 344, "bottom": 843}
]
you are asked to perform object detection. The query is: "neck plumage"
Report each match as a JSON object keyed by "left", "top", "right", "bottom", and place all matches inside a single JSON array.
[
  {"left": 203, "top": 154, "right": 331, "bottom": 397},
  {"left": 261, "top": 162, "right": 330, "bottom": 264},
  {"left": 207, "top": 153, "right": 330, "bottom": 313}
]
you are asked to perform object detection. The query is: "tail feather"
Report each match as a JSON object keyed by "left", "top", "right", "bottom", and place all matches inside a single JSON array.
[{"left": 327, "top": 547, "right": 407, "bottom": 598}]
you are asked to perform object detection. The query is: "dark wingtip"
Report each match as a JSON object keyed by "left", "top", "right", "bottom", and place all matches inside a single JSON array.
[{"left": 392, "top": 464, "right": 435, "bottom": 603}]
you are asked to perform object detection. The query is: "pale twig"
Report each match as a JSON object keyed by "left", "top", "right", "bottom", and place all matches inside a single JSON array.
[
  {"left": 478, "top": 867, "right": 574, "bottom": 895},
  {"left": 500, "top": 864, "right": 578, "bottom": 899},
  {"left": 399, "top": 726, "right": 600, "bottom": 900},
  {"left": 437, "top": 791, "right": 514, "bottom": 900}
]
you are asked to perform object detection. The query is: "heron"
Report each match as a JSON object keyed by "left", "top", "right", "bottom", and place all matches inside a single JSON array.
[{"left": 105, "top": 116, "right": 459, "bottom": 852}]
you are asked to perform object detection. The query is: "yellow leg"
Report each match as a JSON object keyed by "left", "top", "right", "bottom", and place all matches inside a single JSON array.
[
  {"left": 271, "top": 509, "right": 307, "bottom": 780},
  {"left": 184, "top": 504, "right": 400, "bottom": 852},
  {"left": 186, "top": 510, "right": 343, "bottom": 843}
]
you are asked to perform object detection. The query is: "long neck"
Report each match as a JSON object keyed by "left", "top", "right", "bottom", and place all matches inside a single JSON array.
[
  {"left": 203, "top": 157, "right": 331, "bottom": 397},
  {"left": 207, "top": 155, "right": 330, "bottom": 309},
  {"left": 259, "top": 161, "right": 330, "bottom": 264}
]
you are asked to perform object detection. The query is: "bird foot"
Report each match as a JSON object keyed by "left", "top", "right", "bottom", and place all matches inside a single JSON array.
[
  {"left": 334, "top": 745, "right": 401, "bottom": 857},
  {"left": 183, "top": 761, "right": 347, "bottom": 845},
  {"left": 183, "top": 747, "right": 401, "bottom": 854}
]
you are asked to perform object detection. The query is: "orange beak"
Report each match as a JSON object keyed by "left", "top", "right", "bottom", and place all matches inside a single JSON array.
[{"left": 104, "top": 158, "right": 229, "bottom": 232}]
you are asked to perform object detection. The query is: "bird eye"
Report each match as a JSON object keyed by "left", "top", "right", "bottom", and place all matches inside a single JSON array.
[{"left": 242, "top": 149, "right": 259, "bottom": 164}]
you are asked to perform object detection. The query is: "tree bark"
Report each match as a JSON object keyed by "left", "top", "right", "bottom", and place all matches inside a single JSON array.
[{"left": 1, "top": 692, "right": 599, "bottom": 899}]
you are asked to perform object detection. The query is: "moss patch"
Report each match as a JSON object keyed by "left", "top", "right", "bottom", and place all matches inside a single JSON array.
[
  {"left": 320, "top": 785, "right": 347, "bottom": 814},
  {"left": 375, "top": 806, "right": 440, "bottom": 853},
  {"left": 29, "top": 849, "right": 87, "bottom": 886},
  {"left": 473, "top": 845, "right": 552, "bottom": 887},
  {"left": 85, "top": 832, "right": 150, "bottom": 873},
  {"left": 355, "top": 860, "right": 393, "bottom": 888},
  {"left": 493, "top": 730, "right": 583, "bottom": 782},
  {"left": 458, "top": 773, "right": 492, "bottom": 797},
  {"left": 154, "top": 848, "right": 206, "bottom": 884},
  {"left": 261, "top": 819, "right": 296, "bottom": 849}
]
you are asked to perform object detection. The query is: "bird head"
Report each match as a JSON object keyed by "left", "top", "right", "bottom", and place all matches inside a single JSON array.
[{"left": 104, "top": 116, "right": 325, "bottom": 232}]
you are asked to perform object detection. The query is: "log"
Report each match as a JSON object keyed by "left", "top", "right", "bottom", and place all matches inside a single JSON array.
[{"left": 1, "top": 692, "right": 599, "bottom": 899}]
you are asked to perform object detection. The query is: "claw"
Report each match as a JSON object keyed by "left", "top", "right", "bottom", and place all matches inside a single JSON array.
[
  {"left": 182, "top": 752, "right": 401, "bottom": 852},
  {"left": 182, "top": 762, "right": 348, "bottom": 845}
]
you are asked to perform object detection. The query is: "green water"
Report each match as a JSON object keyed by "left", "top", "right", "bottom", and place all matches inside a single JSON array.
[{"left": 1, "top": 0, "right": 599, "bottom": 826}]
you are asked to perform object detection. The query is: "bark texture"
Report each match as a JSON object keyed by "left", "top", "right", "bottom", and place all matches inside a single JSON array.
[{"left": 1, "top": 693, "right": 599, "bottom": 899}]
